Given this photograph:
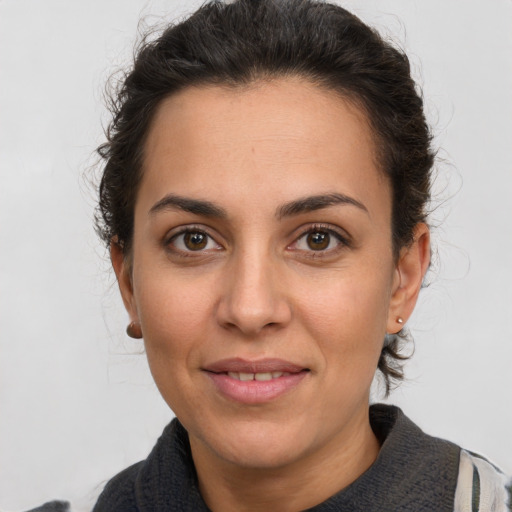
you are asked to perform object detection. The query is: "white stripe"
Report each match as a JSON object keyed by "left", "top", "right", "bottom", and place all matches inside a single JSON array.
[
  {"left": 454, "top": 450, "right": 476, "bottom": 512},
  {"left": 471, "top": 456, "right": 509, "bottom": 512},
  {"left": 454, "top": 449, "right": 511, "bottom": 512}
]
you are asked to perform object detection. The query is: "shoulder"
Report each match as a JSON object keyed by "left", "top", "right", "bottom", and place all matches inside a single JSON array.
[
  {"left": 368, "top": 404, "right": 511, "bottom": 512},
  {"left": 92, "top": 460, "right": 144, "bottom": 512},
  {"left": 454, "top": 449, "right": 512, "bottom": 512}
]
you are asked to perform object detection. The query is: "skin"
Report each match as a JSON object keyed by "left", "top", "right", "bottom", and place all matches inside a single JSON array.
[{"left": 112, "top": 78, "right": 430, "bottom": 512}]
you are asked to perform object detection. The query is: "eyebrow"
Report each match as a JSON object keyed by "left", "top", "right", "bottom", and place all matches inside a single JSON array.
[
  {"left": 276, "top": 193, "right": 369, "bottom": 219},
  {"left": 148, "top": 192, "right": 368, "bottom": 220},
  {"left": 149, "top": 194, "right": 228, "bottom": 218}
]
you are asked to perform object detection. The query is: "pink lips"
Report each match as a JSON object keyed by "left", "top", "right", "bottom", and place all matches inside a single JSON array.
[{"left": 203, "top": 358, "right": 309, "bottom": 404}]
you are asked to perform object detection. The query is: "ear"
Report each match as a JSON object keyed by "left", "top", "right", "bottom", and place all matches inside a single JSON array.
[
  {"left": 387, "top": 223, "right": 430, "bottom": 334},
  {"left": 110, "top": 241, "right": 139, "bottom": 323}
]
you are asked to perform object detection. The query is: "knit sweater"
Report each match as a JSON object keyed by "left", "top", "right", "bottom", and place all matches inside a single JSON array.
[{"left": 93, "top": 404, "right": 511, "bottom": 511}]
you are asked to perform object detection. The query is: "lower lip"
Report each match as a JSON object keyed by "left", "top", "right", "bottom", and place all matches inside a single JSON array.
[{"left": 205, "top": 371, "right": 308, "bottom": 404}]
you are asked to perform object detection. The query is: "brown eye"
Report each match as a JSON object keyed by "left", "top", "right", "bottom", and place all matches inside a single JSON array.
[
  {"left": 168, "top": 229, "right": 221, "bottom": 254},
  {"left": 291, "top": 226, "right": 349, "bottom": 255},
  {"left": 183, "top": 231, "right": 208, "bottom": 250},
  {"left": 306, "top": 231, "right": 330, "bottom": 250}
]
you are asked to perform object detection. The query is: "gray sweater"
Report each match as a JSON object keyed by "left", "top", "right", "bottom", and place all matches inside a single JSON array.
[{"left": 92, "top": 404, "right": 511, "bottom": 511}]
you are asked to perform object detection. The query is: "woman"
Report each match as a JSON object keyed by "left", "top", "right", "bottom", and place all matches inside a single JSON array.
[{"left": 91, "top": 0, "right": 510, "bottom": 510}]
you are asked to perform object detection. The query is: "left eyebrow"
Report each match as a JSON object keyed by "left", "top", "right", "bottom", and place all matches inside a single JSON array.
[{"left": 276, "top": 193, "right": 369, "bottom": 219}]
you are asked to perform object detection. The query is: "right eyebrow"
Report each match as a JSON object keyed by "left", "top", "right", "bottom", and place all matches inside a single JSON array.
[{"left": 148, "top": 194, "right": 228, "bottom": 219}]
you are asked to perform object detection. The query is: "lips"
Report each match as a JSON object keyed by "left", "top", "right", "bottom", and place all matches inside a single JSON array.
[
  {"left": 203, "top": 358, "right": 309, "bottom": 404},
  {"left": 204, "top": 357, "right": 306, "bottom": 374}
]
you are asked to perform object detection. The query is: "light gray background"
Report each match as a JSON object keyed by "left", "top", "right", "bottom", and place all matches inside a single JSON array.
[{"left": 1, "top": 1, "right": 511, "bottom": 510}]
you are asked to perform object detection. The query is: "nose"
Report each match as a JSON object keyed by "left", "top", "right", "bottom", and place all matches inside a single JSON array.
[{"left": 215, "top": 249, "right": 292, "bottom": 337}]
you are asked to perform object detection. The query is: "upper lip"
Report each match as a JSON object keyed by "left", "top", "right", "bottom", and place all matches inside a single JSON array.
[{"left": 203, "top": 358, "right": 308, "bottom": 374}]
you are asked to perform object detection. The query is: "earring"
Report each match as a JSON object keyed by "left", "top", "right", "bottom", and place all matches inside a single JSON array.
[
  {"left": 126, "top": 321, "right": 143, "bottom": 339},
  {"left": 397, "top": 317, "right": 404, "bottom": 325}
]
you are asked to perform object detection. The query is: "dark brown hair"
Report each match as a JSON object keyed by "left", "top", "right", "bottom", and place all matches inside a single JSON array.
[{"left": 96, "top": 0, "right": 434, "bottom": 394}]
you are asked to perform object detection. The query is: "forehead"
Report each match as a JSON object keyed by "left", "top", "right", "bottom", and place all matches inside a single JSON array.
[{"left": 139, "top": 78, "right": 390, "bottom": 220}]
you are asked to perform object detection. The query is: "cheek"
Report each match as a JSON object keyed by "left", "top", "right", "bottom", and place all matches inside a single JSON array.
[
  {"left": 131, "top": 269, "right": 218, "bottom": 414},
  {"left": 295, "top": 269, "right": 391, "bottom": 366},
  {"left": 299, "top": 271, "right": 391, "bottom": 332},
  {"left": 132, "top": 265, "right": 217, "bottom": 361}
]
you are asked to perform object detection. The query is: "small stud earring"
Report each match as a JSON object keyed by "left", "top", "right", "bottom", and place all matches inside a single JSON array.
[
  {"left": 397, "top": 317, "right": 404, "bottom": 325},
  {"left": 126, "top": 321, "right": 143, "bottom": 339}
]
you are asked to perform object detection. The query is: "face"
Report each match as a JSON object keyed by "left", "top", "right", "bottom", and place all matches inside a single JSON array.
[{"left": 114, "top": 78, "right": 427, "bottom": 472}]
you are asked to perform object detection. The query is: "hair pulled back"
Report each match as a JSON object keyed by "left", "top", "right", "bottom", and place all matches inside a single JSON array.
[{"left": 96, "top": 0, "right": 434, "bottom": 394}]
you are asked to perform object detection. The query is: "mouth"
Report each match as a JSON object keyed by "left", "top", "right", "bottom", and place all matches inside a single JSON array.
[
  {"left": 203, "top": 357, "right": 308, "bottom": 374},
  {"left": 224, "top": 371, "right": 295, "bottom": 381},
  {"left": 203, "top": 358, "right": 310, "bottom": 404}
]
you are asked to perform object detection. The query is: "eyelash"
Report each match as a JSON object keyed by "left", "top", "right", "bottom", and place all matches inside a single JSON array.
[{"left": 164, "top": 223, "right": 351, "bottom": 258}]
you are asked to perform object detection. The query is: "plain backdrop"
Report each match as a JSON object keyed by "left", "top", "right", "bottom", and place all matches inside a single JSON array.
[{"left": 1, "top": 1, "right": 511, "bottom": 510}]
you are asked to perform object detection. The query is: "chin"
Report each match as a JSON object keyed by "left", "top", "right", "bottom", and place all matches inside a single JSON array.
[
  {"left": 193, "top": 415, "right": 315, "bottom": 470},
  {"left": 219, "top": 438, "right": 305, "bottom": 470}
]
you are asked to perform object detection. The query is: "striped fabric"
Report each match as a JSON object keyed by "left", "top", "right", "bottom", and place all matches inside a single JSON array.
[{"left": 454, "top": 450, "right": 512, "bottom": 512}]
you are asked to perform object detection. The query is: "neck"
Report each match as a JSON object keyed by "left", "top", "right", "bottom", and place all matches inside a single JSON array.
[{"left": 190, "top": 408, "right": 380, "bottom": 512}]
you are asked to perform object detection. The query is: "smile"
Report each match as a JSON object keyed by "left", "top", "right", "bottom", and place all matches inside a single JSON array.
[{"left": 203, "top": 358, "right": 309, "bottom": 404}]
